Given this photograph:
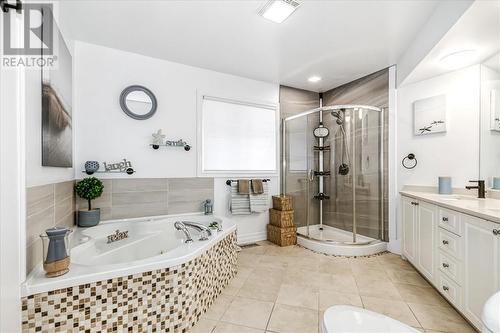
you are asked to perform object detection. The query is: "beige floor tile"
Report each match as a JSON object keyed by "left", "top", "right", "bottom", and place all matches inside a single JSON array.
[
  {"left": 236, "top": 266, "right": 255, "bottom": 279},
  {"left": 238, "top": 278, "right": 281, "bottom": 302},
  {"left": 267, "top": 304, "right": 318, "bottom": 333},
  {"left": 318, "top": 272, "right": 358, "bottom": 294},
  {"left": 319, "top": 289, "right": 362, "bottom": 311},
  {"left": 276, "top": 284, "right": 319, "bottom": 310},
  {"left": 238, "top": 253, "right": 262, "bottom": 267},
  {"left": 258, "top": 255, "right": 291, "bottom": 269},
  {"left": 214, "top": 322, "right": 264, "bottom": 333},
  {"left": 408, "top": 303, "right": 476, "bottom": 333},
  {"left": 361, "top": 296, "right": 421, "bottom": 328},
  {"left": 283, "top": 268, "right": 320, "bottom": 289},
  {"left": 221, "top": 297, "right": 274, "bottom": 330},
  {"left": 319, "top": 259, "right": 353, "bottom": 276},
  {"left": 355, "top": 277, "right": 402, "bottom": 301},
  {"left": 378, "top": 255, "right": 416, "bottom": 272},
  {"left": 247, "top": 267, "right": 285, "bottom": 286},
  {"left": 203, "top": 295, "right": 234, "bottom": 321},
  {"left": 265, "top": 246, "right": 294, "bottom": 256},
  {"left": 386, "top": 269, "right": 431, "bottom": 287},
  {"left": 187, "top": 318, "right": 217, "bottom": 333},
  {"left": 292, "top": 256, "right": 320, "bottom": 271},
  {"left": 351, "top": 265, "right": 388, "bottom": 281},
  {"left": 395, "top": 283, "right": 448, "bottom": 306},
  {"left": 241, "top": 245, "right": 268, "bottom": 255}
]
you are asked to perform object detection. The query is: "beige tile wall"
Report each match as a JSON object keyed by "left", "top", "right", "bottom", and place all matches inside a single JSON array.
[
  {"left": 26, "top": 181, "right": 75, "bottom": 275},
  {"left": 75, "top": 177, "right": 214, "bottom": 221}
]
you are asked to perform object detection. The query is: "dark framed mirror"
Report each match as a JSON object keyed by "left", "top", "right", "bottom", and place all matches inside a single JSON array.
[{"left": 119, "top": 85, "right": 157, "bottom": 120}]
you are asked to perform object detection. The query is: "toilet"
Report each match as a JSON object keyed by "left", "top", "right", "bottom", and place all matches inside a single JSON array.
[
  {"left": 482, "top": 291, "right": 500, "bottom": 333},
  {"left": 322, "top": 305, "right": 420, "bottom": 333}
]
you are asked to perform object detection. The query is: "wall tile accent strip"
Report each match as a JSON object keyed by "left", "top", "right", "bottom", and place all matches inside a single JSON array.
[
  {"left": 21, "top": 231, "right": 237, "bottom": 332},
  {"left": 76, "top": 178, "right": 214, "bottom": 221},
  {"left": 26, "top": 181, "right": 76, "bottom": 275}
]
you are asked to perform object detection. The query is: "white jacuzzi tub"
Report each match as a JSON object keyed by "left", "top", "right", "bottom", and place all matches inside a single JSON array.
[{"left": 22, "top": 213, "right": 236, "bottom": 296}]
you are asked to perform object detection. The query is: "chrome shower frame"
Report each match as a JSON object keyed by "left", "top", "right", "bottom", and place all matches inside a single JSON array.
[{"left": 281, "top": 104, "right": 384, "bottom": 245}]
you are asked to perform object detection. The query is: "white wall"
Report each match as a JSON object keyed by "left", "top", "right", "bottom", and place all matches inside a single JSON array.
[
  {"left": 397, "top": 65, "right": 480, "bottom": 190},
  {"left": 74, "top": 42, "right": 279, "bottom": 243}
]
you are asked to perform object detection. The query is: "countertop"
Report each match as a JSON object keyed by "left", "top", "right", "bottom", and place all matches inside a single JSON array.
[{"left": 400, "top": 190, "right": 500, "bottom": 224}]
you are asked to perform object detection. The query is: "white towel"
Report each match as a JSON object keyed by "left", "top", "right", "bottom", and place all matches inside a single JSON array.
[
  {"left": 250, "top": 181, "right": 269, "bottom": 213},
  {"left": 230, "top": 183, "right": 251, "bottom": 215}
]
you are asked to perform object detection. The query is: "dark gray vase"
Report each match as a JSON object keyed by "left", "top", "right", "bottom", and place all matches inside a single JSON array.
[{"left": 77, "top": 208, "right": 100, "bottom": 227}]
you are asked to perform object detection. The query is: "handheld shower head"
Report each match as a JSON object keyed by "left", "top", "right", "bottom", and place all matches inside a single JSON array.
[{"left": 331, "top": 110, "right": 344, "bottom": 125}]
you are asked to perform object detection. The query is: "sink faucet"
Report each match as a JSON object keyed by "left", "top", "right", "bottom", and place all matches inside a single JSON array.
[
  {"left": 465, "top": 180, "right": 486, "bottom": 199},
  {"left": 174, "top": 221, "right": 212, "bottom": 243}
]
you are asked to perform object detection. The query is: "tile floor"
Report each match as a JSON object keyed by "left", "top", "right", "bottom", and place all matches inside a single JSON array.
[{"left": 188, "top": 241, "right": 476, "bottom": 333}]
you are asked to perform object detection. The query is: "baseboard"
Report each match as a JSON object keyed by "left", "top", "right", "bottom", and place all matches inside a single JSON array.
[
  {"left": 237, "top": 231, "right": 267, "bottom": 245},
  {"left": 387, "top": 239, "right": 401, "bottom": 254}
]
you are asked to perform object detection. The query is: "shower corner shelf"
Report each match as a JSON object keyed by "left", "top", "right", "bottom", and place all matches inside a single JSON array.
[
  {"left": 314, "top": 171, "right": 331, "bottom": 177},
  {"left": 314, "top": 193, "right": 330, "bottom": 200}
]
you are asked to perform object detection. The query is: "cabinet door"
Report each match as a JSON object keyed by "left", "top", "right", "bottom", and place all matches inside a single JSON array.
[
  {"left": 417, "top": 201, "right": 437, "bottom": 282},
  {"left": 402, "top": 196, "right": 417, "bottom": 263},
  {"left": 463, "top": 216, "right": 499, "bottom": 328}
]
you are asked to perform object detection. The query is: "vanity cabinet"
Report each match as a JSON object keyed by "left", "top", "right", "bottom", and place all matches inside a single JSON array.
[
  {"left": 463, "top": 216, "right": 499, "bottom": 327},
  {"left": 401, "top": 195, "right": 500, "bottom": 330},
  {"left": 401, "top": 197, "right": 436, "bottom": 282}
]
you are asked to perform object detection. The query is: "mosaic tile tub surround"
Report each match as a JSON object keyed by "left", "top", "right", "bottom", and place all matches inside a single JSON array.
[{"left": 21, "top": 231, "right": 237, "bottom": 332}]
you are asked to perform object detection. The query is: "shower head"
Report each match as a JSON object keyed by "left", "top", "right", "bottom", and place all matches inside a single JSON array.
[{"left": 331, "top": 110, "right": 344, "bottom": 125}]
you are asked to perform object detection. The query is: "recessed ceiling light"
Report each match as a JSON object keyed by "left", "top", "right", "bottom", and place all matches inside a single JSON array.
[
  {"left": 259, "top": 0, "right": 301, "bottom": 24},
  {"left": 440, "top": 50, "right": 477, "bottom": 70},
  {"left": 308, "top": 76, "right": 322, "bottom": 83}
]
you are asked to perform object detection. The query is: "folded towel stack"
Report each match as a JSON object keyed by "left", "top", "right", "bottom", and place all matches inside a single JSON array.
[{"left": 230, "top": 179, "right": 269, "bottom": 215}]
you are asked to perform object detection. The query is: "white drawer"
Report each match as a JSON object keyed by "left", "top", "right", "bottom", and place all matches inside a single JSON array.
[
  {"left": 438, "top": 208, "right": 462, "bottom": 236},
  {"left": 438, "top": 250, "right": 462, "bottom": 285},
  {"left": 437, "top": 272, "right": 462, "bottom": 309},
  {"left": 438, "top": 227, "right": 462, "bottom": 260}
]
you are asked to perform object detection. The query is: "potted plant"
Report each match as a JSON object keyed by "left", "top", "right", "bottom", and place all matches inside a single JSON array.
[{"left": 75, "top": 177, "right": 104, "bottom": 227}]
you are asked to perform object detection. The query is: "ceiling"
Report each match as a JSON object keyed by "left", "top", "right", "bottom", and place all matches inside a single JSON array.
[
  {"left": 403, "top": 1, "right": 500, "bottom": 84},
  {"left": 59, "top": 0, "right": 440, "bottom": 92}
]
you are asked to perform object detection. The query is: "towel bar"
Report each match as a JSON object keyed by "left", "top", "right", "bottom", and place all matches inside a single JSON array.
[{"left": 226, "top": 179, "right": 270, "bottom": 186}]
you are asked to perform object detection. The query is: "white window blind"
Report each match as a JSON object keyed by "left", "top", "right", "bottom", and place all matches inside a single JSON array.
[{"left": 201, "top": 96, "right": 277, "bottom": 173}]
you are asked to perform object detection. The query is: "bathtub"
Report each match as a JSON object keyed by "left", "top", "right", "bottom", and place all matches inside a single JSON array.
[{"left": 22, "top": 213, "right": 237, "bottom": 296}]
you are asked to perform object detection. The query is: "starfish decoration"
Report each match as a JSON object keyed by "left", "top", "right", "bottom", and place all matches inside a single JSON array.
[{"left": 152, "top": 129, "right": 166, "bottom": 145}]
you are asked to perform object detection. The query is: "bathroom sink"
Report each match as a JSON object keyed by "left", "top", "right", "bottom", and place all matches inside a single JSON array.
[{"left": 437, "top": 195, "right": 478, "bottom": 202}]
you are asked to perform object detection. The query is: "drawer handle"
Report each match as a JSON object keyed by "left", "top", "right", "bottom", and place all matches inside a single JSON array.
[
  {"left": 442, "top": 285, "right": 449, "bottom": 291},
  {"left": 494, "top": 229, "right": 499, "bottom": 236},
  {"left": 442, "top": 217, "right": 449, "bottom": 222},
  {"left": 442, "top": 262, "right": 450, "bottom": 268},
  {"left": 411, "top": 201, "right": 419, "bottom": 206},
  {"left": 442, "top": 240, "right": 449, "bottom": 245}
]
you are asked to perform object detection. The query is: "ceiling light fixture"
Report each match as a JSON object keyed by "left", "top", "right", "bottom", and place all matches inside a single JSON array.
[
  {"left": 259, "top": 0, "right": 301, "bottom": 24},
  {"left": 308, "top": 76, "right": 322, "bottom": 83},
  {"left": 440, "top": 49, "right": 477, "bottom": 70}
]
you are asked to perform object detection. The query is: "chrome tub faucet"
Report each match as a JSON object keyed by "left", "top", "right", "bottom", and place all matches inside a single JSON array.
[{"left": 174, "top": 221, "right": 212, "bottom": 243}]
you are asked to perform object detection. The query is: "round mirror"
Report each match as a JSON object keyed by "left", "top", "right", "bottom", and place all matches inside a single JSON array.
[{"left": 120, "top": 85, "right": 157, "bottom": 120}]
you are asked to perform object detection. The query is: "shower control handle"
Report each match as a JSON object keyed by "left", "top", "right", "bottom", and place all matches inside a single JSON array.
[{"left": 307, "top": 169, "right": 315, "bottom": 182}]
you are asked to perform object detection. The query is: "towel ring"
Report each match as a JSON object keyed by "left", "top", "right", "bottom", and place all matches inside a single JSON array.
[{"left": 402, "top": 153, "right": 417, "bottom": 169}]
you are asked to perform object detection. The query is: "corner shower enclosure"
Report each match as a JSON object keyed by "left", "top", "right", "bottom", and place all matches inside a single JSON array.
[{"left": 282, "top": 105, "right": 387, "bottom": 256}]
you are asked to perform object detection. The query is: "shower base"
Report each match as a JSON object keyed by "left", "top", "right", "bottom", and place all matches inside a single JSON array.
[{"left": 297, "top": 224, "right": 387, "bottom": 257}]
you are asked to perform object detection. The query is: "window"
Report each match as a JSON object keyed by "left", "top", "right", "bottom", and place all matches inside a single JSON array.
[{"left": 199, "top": 96, "right": 277, "bottom": 174}]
